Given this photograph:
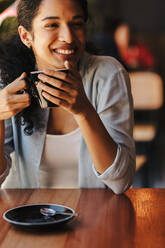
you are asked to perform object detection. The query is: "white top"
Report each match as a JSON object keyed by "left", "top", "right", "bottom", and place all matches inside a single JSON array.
[{"left": 39, "top": 128, "right": 81, "bottom": 188}]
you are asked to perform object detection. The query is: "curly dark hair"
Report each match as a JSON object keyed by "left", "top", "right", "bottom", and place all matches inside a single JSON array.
[
  {"left": 0, "top": 0, "right": 89, "bottom": 135},
  {"left": 0, "top": 35, "right": 44, "bottom": 135}
]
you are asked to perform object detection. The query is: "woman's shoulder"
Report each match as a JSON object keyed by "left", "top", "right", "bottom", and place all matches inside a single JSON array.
[{"left": 80, "top": 52, "right": 126, "bottom": 77}]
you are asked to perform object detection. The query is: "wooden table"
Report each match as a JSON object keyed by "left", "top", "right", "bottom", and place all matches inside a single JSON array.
[{"left": 0, "top": 188, "right": 165, "bottom": 248}]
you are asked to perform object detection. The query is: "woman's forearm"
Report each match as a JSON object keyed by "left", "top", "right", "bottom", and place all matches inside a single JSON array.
[
  {"left": 0, "top": 120, "right": 7, "bottom": 175},
  {"left": 76, "top": 103, "right": 117, "bottom": 174}
]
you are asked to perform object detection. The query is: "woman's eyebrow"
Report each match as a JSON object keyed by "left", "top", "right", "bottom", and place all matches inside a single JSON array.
[
  {"left": 42, "top": 16, "right": 59, "bottom": 21},
  {"left": 41, "top": 15, "right": 84, "bottom": 21},
  {"left": 73, "top": 15, "right": 84, "bottom": 20}
]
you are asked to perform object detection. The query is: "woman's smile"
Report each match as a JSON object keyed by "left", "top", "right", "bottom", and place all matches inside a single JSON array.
[
  {"left": 54, "top": 49, "right": 75, "bottom": 55},
  {"left": 52, "top": 46, "right": 78, "bottom": 61}
]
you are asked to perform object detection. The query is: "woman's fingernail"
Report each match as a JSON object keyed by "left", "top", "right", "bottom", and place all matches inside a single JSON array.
[{"left": 64, "top": 60, "right": 69, "bottom": 69}]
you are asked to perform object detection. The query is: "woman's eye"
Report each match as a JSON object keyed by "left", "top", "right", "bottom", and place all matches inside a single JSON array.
[
  {"left": 45, "top": 23, "right": 58, "bottom": 28},
  {"left": 72, "top": 22, "right": 84, "bottom": 28}
]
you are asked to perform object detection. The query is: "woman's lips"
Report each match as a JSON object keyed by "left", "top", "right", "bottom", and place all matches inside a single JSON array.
[
  {"left": 53, "top": 48, "right": 76, "bottom": 60},
  {"left": 52, "top": 46, "right": 78, "bottom": 61}
]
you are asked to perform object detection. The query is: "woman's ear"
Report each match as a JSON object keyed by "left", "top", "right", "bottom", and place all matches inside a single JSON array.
[{"left": 18, "top": 25, "right": 33, "bottom": 48}]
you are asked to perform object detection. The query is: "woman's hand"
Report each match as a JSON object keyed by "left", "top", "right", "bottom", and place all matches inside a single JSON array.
[
  {"left": 37, "top": 62, "right": 91, "bottom": 117},
  {"left": 0, "top": 72, "right": 31, "bottom": 120}
]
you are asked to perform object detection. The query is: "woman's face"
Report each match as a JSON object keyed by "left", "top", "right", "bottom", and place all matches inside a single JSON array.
[{"left": 23, "top": 0, "right": 86, "bottom": 70}]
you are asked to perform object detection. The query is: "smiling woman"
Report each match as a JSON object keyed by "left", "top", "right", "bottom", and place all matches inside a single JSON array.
[{"left": 0, "top": 0, "right": 135, "bottom": 194}]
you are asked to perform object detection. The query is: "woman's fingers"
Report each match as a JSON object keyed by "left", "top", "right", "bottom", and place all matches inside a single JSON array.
[
  {"left": 0, "top": 73, "right": 30, "bottom": 106},
  {"left": 42, "top": 69, "right": 71, "bottom": 84},
  {"left": 0, "top": 101, "right": 30, "bottom": 120},
  {"left": 1, "top": 101, "right": 30, "bottom": 111},
  {"left": 0, "top": 95, "right": 30, "bottom": 112},
  {"left": 37, "top": 81, "right": 75, "bottom": 102},
  {"left": 42, "top": 67, "right": 80, "bottom": 87},
  {"left": 5, "top": 72, "right": 27, "bottom": 94},
  {"left": 41, "top": 91, "right": 69, "bottom": 108},
  {"left": 38, "top": 73, "right": 78, "bottom": 98},
  {"left": 38, "top": 73, "right": 73, "bottom": 92},
  {"left": 7, "top": 92, "right": 30, "bottom": 104},
  {"left": 37, "top": 63, "right": 88, "bottom": 114},
  {"left": 0, "top": 72, "right": 31, "bottom": 120}
]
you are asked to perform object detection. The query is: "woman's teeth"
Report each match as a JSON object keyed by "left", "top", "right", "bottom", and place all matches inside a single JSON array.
[{"left": 55, "top": 49, "right": 75, "bottom": 55}]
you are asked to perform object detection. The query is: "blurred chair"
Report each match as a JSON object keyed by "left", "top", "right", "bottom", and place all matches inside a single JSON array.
[
  {"left": 136, "top": 154, "right": 147, "bottom": 171},
  {"left": 129, "top": 71, "right": 164, "bottom": 173}
]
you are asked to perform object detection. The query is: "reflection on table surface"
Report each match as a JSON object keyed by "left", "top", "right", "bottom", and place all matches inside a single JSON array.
[{"left": 0, "top": 188, "right": 165, "bottom": 248}]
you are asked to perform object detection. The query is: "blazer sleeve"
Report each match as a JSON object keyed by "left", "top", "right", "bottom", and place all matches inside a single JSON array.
[{"left": 91, "top": 57, "right": 136, "bottom": 193}]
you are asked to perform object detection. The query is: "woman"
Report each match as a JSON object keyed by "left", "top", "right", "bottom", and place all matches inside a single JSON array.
[{"left": 0, "top": 0, "right": 135, "bottom": 193}]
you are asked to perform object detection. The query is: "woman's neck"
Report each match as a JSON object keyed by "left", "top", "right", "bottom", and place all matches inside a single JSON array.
[{"left": 46, "top": 108, "right": 78, "bottom": 135}]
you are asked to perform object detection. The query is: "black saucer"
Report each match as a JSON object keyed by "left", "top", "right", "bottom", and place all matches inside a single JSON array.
[{"left": 3, "top": 203, "right": 76, "bottom": 228}]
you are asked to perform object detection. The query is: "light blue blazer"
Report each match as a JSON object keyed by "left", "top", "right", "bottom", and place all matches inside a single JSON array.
[{"left": 1, "top": 53, "right": 135, "bottom": 194}]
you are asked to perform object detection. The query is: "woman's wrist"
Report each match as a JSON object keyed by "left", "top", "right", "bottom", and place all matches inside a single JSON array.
[{"left": 75, "top": 100, "right": 95, "bottom": 122}]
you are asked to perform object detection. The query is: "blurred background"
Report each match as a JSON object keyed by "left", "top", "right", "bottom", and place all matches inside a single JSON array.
[{"left": 0, "top": 0, "right": 165, "bottom": 188}]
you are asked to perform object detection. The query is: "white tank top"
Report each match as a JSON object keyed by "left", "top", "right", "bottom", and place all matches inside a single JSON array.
[{"left": 39, "top": 128, "right": 81, "bottom": 188}]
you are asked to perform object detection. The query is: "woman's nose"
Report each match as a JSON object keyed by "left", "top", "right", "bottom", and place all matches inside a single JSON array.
[{"left": 58, "top": 25, "right": 74, "bottom": 43}]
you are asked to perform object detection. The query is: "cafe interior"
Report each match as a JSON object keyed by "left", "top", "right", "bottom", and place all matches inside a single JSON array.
[{"left": 1, "top": 0, "right": 165, "bottom": 247}]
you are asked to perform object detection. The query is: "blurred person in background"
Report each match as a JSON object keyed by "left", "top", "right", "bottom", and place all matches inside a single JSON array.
[{"left": 113, "top": 19, "right": 156, "bottom": 72}]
